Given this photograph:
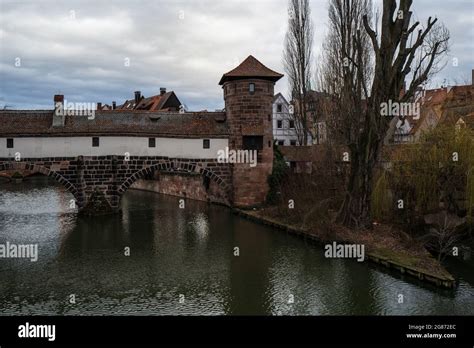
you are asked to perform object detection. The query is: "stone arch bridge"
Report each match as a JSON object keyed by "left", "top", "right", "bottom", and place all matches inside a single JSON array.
[
  {"left": 0, "top": 55, "right": 286, "bottom": 212},
  {"left": 0, "top": 156, "right": 231, "bottom": 215}
]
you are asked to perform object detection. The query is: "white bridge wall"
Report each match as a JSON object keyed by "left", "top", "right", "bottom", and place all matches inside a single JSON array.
[{"left": 0, "top": 136, "right": 229, "bottom": 159}]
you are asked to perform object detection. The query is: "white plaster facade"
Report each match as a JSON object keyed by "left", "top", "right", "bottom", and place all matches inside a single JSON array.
[
  {"left": 0, "top": 136, "right": 228, "bottom": 159},
  {"left": 272, "top": 93, "right": 299, "bottom": 146}
]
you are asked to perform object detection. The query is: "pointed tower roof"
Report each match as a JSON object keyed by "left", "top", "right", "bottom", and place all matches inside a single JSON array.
[{"left": 219, "top": 55, "right": 283, "bottom": 85}]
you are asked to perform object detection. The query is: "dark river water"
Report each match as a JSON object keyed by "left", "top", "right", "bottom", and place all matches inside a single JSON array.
[{"left": 0, "top": 177, "right": 473, "bottom": 315}]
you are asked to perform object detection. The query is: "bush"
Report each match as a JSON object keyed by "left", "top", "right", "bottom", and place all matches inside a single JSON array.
[
  {"left": 266, "top": 142, "right": 289, "bottom": 204},
  {"left": 372, "top": 126, "right": 474, "bottom": 230}
]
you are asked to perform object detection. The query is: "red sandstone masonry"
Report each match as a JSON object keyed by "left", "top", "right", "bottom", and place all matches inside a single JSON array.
[{"left": 223, "top": 79, "right": 276, "bottom": 207}]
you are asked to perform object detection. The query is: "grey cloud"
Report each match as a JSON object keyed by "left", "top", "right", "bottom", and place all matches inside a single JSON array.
[{"left": 0, "top": 0, "right": 472, "bottom": 110}]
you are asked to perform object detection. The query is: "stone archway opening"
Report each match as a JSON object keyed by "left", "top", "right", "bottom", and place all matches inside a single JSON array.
[
  {"left": 0, "top": 161, "right": 82, "bottom": 211},
  {"left": 118, "top": 161, "right": 230, "bottom": 207}
]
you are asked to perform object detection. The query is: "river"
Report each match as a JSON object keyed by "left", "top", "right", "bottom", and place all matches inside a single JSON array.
[{"left": 0, "top": 177, "right": 473, "bottom": 315}]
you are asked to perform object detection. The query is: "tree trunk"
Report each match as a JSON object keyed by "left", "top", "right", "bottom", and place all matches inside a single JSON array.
[{"left": 337, "top": 125, "right": 381, "bottom": 229}]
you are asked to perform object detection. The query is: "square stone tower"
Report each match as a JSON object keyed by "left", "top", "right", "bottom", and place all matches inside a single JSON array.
[{"left": 219, "top": 55, "right": 283, "bottom": 207}]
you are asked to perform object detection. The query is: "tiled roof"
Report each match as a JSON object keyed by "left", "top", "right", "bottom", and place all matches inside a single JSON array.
[
  {"left": 117, "top": 91, "right": 181, "bottom": 111},
  {"left": 438, "top": 84, "right": 474, "bottom": 126},
  {"left": 408, "top": 84, "right": 474, "bottom": 135},
  {"left": 0, "top": 110, "right": 228, "bottom": 138},
  {"left": 420, "top": 88, "right": 448, "bottom": 105},
  {"left": 219, "top": 55, "right": 283, "bottom": 85},
  {"left": 119, "top": 99, "right": 138, "bottom": 110}
]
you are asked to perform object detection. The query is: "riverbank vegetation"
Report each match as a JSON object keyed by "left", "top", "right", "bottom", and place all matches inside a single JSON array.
[
  {"left": 372, "top": 126, "right": 474, "bottom": 260},
  {"left": 261, "top": 127, "right": 473, "bottom": 284},
  {"left": 267, "top": 0, "right": 467, "bottom": 285}
]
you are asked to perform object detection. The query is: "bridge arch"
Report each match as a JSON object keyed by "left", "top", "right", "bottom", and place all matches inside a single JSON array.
[
  {"left": 0, "top": 161, "right": 82, "bottom": 207},
  {"left": 117, "top": 160, "right": 230, "bottom": 203}
]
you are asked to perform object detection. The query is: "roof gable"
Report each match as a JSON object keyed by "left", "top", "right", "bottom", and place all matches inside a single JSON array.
[{"left": 273, "top": 92, "right": 289, "bottom": 105}]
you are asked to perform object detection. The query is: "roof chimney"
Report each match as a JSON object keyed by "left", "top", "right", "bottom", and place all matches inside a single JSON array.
[
  {"left": 112, "top": 101, "right": 116, "bottom": 110},
  {"left": 54, "top": 94, "right": 64, "bottom": 105},
  {"left": 160, "top": 87, "right": 166, "bottom": 96},
  {"left": 53, "top": 94, "right": 65, "bottom": 127},
  {"left": 97, "top": 102, "right": 102, "bottom": 110},
  {"left": 134, "top": 91, "right": 141, "bottom": 104}
]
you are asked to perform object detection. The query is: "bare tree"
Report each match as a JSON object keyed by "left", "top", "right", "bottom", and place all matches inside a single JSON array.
[
  {"left": 317, "top": 0, "right": 374, "bottom": 148},
  {"left": 283, "top": 0, "right": 314, "bottom": 145},
  {"left": 424, "top": 211, "right": 465, "bottom": 261},
  {"left": 318, "top": 0, "right": 449, "bottom": 228}
]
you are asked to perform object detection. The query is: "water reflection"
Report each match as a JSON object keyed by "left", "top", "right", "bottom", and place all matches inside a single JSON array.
[{"left": 0, "top": 176, "right": 473, "bottom": 315}]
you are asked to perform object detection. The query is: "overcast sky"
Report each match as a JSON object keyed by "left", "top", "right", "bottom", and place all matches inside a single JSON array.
[{"left": 0, "top": 0, "right": 473, "bottom": 110}]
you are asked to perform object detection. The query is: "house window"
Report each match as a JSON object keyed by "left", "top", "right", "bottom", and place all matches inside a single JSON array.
[
  {"left": 289, "top": 120, "right": 295, "bottom": 129},
  {"left": 149, "top": 138, "right": 156, "bottom": 148},
  {"left": 242, "top": 136, "right": 263, "bottom": 150},
  {"left": 92, "top": 137, "right": 100, "bottom": 147},
  {"left": 203, "top": 139, "right": 210, "bottom": 149},
  {"left": 277, "top": 120, "right": 283, "bottom": 129},
  {"left": 290, "top": 140, "right": 297, "bottom": 146},
  {"left": 6, "top": 138, "right": 14, "bottom": 148},
  {"left": 278, "top": 140, "right": 284, "bottom": 146},
  {"left": 249, "top": 83, "right": 255, "bottom": 94},
  {"left": 277, "top": 104, "right": 282, "bottom": 112}
]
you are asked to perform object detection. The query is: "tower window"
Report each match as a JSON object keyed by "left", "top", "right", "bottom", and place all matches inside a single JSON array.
[
  {"left": 203, "top": 139, "right": 210, "bottom": 149},
  {"left": 243, "top": 136, "right": 263, "bottom": 150},
  {"left": 6, "top": 138, "right": 14, "bottom": 148},
  {"left": 92, "top": 137, "right": 100, "bottom": 147},
  {"left": 148, "top": 138, "right": 156, "bottom": 148},
  {"left": 249, "top": 83, "right": 255, "bottom": 94}
]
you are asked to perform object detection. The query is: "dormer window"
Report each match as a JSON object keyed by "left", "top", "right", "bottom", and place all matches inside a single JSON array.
[
  {"left": 249, "top": 83, "right": 255, "bottom": 94},
  {"left": 277, "top": 104, "right": 282, "bottom": 112}
]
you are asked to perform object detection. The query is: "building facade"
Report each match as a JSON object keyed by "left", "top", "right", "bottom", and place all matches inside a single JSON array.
[{"left": 272, "top": 93, "right": 299, "bottom": 146}]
